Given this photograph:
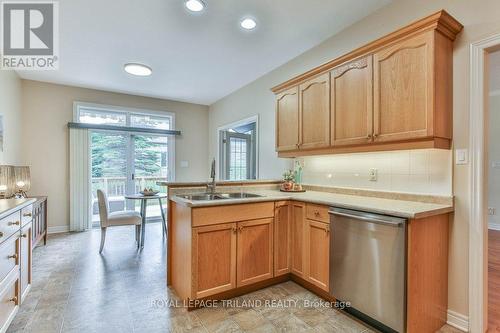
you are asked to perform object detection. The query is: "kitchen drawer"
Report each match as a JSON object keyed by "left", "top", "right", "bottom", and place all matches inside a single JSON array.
[
  {"left": 0, "top": 269, "right": 19, "bottom": 333},
  {"left": 0, "top": 212, "right": 21, "bottom": 245},
  {"left": 0, "top": 235, "right": 19, "bottom": 284},
  {"left": 192, "top": 202, "right": 275, "bottom": 227},
  {"left": 20, "top": 205, "right": 33, "bottom": 227},
  {"left": 306, "top": 204, "right": 330, "bottom": 223}
]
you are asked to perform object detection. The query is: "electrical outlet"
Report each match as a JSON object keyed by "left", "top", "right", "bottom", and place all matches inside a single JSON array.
[
  {"left": 369, "top": 168, "right": 378, "bottom": 181},
  {"left": 489, "top": 207, "right": 496, "bottom": 216}
]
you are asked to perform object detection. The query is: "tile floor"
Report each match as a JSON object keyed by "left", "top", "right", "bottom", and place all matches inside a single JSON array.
[{"left": 7, "top": 223, "right": 463, "bottom": 333}]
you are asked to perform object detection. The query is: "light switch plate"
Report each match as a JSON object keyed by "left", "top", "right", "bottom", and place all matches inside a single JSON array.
[
  {"left": 455, "top": 149, "right": 468, "bottom": 165},
  {"left": 369, "top": 168, "right": 378, "bottom": 181}
]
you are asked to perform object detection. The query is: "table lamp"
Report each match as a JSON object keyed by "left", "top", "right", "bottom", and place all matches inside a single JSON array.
[
  {"left": 14, "top": 166, "right": 31, "bottom": 198},
  {"left": 0, "top": 165, "right": 15, "bottom": 199}
]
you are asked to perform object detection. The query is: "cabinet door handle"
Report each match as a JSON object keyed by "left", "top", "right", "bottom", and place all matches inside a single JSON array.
[
  {"left": 8, "top": 296, "right": 17, "bottom": 303},
  {"left": 8, "top": 221, "right": 20, "bottom": 226},
  {"left": 8, "top": 254, "right": 18, "bottom": 260},
  {"left": 325, "top": 227, "right": 330, "bottom": 234},
  {"left": 231, "top": 227, "right": 237, "bottom": 233},
  {"left": 23, "top": 212, "right": 32, "bottom": 217},
  {"left": 238, "top": 226, "right": 243, "bottom": 232},
  {"left": 373, "top": 133, "right": 379, "bottom": 138},
  {"left": 21, "top": 234, "right": 28, "bottom": 238},
  {"left": 367, "top": 134, "right": 372, "bottom": 139},
  {"left": 0, "top": 232, "right": 3, "bottom": 238}
]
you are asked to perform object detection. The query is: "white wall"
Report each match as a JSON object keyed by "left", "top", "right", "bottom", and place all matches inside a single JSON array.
[
  {"left": 208, "top": 0, "right": 500, "bottom": 317},
  {"left": 0, "top": 71, "right": 23, "bottom": 165},
  {"left": 489, "top": 93, "right": 500, "bottom": 228},
  {"left": 21, "top": 80, "right": 209, "bottom": 230},
  {"left": 300, "top": 149, "right": 452, "bottom": 196}
]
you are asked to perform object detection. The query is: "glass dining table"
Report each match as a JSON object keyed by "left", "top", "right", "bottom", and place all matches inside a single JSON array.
[{"left": 124, "top": 193, "right": 167, "bottom": 248}]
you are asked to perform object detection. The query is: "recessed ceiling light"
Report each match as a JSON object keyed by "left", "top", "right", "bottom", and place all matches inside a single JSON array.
[
  {"left": 124, "top": 63, "right": 152, "bottom": 76},
  {"left": 240, "top": 18, "right": 257, "bottom": 30},
  {"left": 185, "top": 0, "right": 205, "bottom": 12}
]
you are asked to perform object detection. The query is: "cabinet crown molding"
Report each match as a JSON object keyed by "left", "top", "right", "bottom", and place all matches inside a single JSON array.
[{"left": 271, "top": 10, "right": 463, "bottom": 94}]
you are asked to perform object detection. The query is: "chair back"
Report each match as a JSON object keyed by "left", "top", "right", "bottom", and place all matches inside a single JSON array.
[{"left": 97, "top": 190, "right": 109, "bottom": 227}]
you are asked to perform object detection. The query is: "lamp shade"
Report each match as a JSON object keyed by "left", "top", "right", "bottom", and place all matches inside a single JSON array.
[
  {"left": 0, "top": 165, "right": 15, "bottom": 198},
  {"left": 14, "top": 166, "right": 31, "bottom": 193}
]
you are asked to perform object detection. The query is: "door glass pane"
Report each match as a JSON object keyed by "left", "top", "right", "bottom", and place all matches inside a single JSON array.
[
  {"left": 90, "top": 132, "right": 128, "bottom": 225},
  {"left": 229, "top": 137, "right": 248, "bottom": 180},
  {"left": 133, "top": 135, "right": 169, "bottom": 219}
]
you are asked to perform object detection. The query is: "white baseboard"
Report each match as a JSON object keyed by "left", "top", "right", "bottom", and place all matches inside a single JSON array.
[
  {"left": 489, "top": 222, "right": 500, "bottom": 231},
  {"left": 48, "top": 225, "right": 70, "bottom": 234},
  {"left": 447, "top": 309, "right": 469, "bottom": 332}
]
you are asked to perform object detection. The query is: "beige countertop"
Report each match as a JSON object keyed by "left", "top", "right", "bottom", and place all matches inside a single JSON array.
[
  {"left": 0, "top": 198, "right": 36, "bottom": 220},
  {"left": 170, "top": 189, "right": 453, "bottom": 219}
]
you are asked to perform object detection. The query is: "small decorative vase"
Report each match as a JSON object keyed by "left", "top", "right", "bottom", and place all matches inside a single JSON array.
[{"left": 282, "top": 181, "right": 294, "bottom": 191}]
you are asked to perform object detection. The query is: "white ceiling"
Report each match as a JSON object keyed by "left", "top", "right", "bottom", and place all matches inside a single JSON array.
[
  {"left": 18, "top": 0, "right": 391, "bottom": 105},
  {"left": 490, "top": 50, "right": 500, "bottom": 93}
]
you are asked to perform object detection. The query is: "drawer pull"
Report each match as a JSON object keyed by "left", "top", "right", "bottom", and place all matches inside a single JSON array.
[
  {"left": 8, "top": 221, "right": 20, "bottom": 226},
  {"left": 8, "top": 296, "right": 17, "bottom": 303},
  {"left": 23, "top": 212, "right": 32, "bottom": 217},
  {"left": 8, "top": 254, "right": 18, "bottom": 260},
  {"left": 314, "top": 211, "right": 320, "bottom": 216}
]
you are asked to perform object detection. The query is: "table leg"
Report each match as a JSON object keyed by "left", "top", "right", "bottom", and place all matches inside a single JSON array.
[
  {"left": 140, "top": 199, "right": 146, "bottom": 248},
  {"left": 159, "top": 198, "right": 167, "bottom": 239}
]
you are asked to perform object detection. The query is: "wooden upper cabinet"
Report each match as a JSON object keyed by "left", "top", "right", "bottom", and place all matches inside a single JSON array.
[
  {"left": 272, "top": 11, "right": 462, "bottom": 157},
  {"left": 373, "top": 32, "right": 434, "bottom": 142},
  {"left": 331, "top": 55, "right": 373, "bottom": 146},
  {"left": 299, "top": 73, "right": 330, "bottom": 150},
  {"left": 274, "top": 202, "right": 291, "bottom": 276},
  {"left": 237, "top": 218, "right": 274, "bottom": 287},
  {"left": 192, "top": 223, "right": 237, "bottom": 299},
  {"left": 276, "top": 87, "right": 299, "bottom": 151}
]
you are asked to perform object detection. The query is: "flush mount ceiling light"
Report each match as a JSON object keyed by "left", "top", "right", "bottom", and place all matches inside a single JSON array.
[
  {"left": 185, "top": 0, "right": 205, "bottom": 12},
  {"left": 124, "top": 63, "right": 152, "bottom": 76},
  {"left": 240, "top": 17, "right": 257, "bottom": 30}
]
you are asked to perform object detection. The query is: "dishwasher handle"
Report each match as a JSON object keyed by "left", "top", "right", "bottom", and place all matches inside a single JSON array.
[{"left": 328, "top": 208, "right": 405, "bottom": 227}]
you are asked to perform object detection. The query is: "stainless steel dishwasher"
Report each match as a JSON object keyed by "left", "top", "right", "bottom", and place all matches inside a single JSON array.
[{"left": 329, "top": 207, "right": 407, "bottom": 333}]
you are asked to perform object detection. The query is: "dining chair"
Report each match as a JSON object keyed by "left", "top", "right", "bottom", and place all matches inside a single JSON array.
[{"left": 97, "top": 190, "right": 142, "bottom": 253}]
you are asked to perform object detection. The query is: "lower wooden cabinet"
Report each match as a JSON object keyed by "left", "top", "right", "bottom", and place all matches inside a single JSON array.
[
  {"left": 291, "top": 202, "right": 306, "bottom": 277},
  {"left": 20, "top": 223, "right": 32, "bottom": 302},
  {"left": 304, "top": 219, "right": 330, "bottom": 291},
  {"left": 191, "top": 218, "right": 274, "bottom": 297},
  {"left": 192, "top": 223, "right": 237, "bottom": 299},
  {"left": 274, "top": 202, "right": 291, "bottom": 276},
  {"left": 237, "top": 218, "right": 273, "bottom": 287}
]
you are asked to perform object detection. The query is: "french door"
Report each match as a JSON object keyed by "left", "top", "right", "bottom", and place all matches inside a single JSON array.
[{"left": 90, "top": 131, "right": 170, "bottom": 226}]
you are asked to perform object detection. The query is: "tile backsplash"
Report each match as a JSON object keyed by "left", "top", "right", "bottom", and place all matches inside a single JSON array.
[{"left": 297, "top": 149, "right": 452, "bottom": 196}]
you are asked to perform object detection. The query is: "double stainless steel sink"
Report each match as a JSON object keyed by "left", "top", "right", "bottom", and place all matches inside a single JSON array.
[{"left": 178, "top": 192, "right": 263, "bottom": 201}]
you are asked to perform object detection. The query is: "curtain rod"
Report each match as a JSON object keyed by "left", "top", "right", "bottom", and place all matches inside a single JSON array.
[{"left": 67, "top": 122, "right": 181, "bottom": 136}]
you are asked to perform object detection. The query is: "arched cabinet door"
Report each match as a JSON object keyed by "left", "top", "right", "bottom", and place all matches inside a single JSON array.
[
  {"left": 298, "top": 73, "right": 331, "bottom": 150},
  {"left": 373, "top": 32, "right": 434, "bottom": 143},
  {"left": 275, "top": 87, "right": 299, "bottom": 152},
  {"left": 331, "top": 55, "right": 373, "bottom": 147}
]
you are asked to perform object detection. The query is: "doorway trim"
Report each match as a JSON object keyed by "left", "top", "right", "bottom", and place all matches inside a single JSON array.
[{"left": 469, "top": 31, "right": 500, "bottom": 333}]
